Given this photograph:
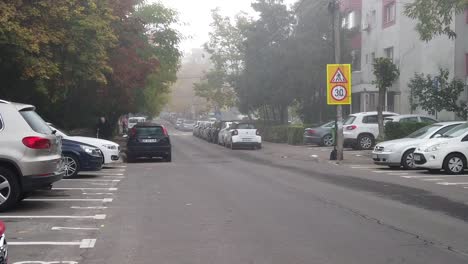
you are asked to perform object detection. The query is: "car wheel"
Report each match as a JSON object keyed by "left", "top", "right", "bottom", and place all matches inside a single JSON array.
[
  {"left": 443, "top": 153, "right": 466, "bottom": 175},
  {"left": 0, "top": 167, "right": 21, "bottom": 212},
  {"left": 401, "top": 149, "right": 417, "bottom": 170},
  {"left": 357, "top": 134, "right": 374, "bottom": 150},
  {"left": 165, "top": 154, "right": 172, "bottom": 162},
  {"left": 321, "top": 134, "right": 334, "bottom": 147},
  {"left": 63, "top": 154, "right": 80, "bottom": 178}
]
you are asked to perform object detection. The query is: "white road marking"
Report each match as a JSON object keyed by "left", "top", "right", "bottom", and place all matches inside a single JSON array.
[
  {"left": 387, "top": 172, "right": 409, "bottom": 175},
  {"left": 421, "top": 178, "right": 444, "bottom": 181},
  {"left": 89, "top": 183, "right": 116, "bottom": 186},
  {"left": 63, "top": 179, "right": 120, "bottom": 182},
  {"left": 82, "top": 193, "right": 114, "bottom": 195},
  {"left": 52, "top": 226, "right": 99, "bottom": 231},
  {"left": 310, "top": 155, "right": 318, "bottom": 158},
  {"left": 352, "top": 166, "right": 379, "bottom": 169},
  {"left": 71, "top": 206, "right": 107, "bottom": 209},
  {"left": 104, "top": 165, "right": 127, "bottom": 168},
  {"left": 0, "top": 214, "right": 105, "bottom": 219},
  {"left": 102, "top": 176, "right": 125, "bottom": 179},
  {"left": 437, "top": 182, "right": 468, "bottom": 186},
  {"left": 9, "top": 239, "right": 97, "bottom": 248},
  {"left": 371, "top": 170, "right": 388, "bottom": 173},
  {"left": 14, "top": 261, "right": 79, "bottom": 264},
  {"left": 79, "top": 173, "right": 124, "bottom": 176},
  {"left": 52, "top": 188, "right": 117, "bottom": 191},
  {"left": 24, "top": 198, "right": 113, "bottom": 202}
]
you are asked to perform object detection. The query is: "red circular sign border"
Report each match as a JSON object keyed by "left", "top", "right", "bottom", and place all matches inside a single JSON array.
[{"left": 330, "top": 85, "right": 348, "bottom": 101}]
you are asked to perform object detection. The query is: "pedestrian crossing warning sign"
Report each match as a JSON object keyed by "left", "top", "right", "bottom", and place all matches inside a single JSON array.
[{"left": 327, "top": 64, "right": 351, "bottom": 105}]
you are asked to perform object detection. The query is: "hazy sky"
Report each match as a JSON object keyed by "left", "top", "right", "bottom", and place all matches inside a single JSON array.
[{"left": 158, "top": 0, "right": 298, "bottom": 54}]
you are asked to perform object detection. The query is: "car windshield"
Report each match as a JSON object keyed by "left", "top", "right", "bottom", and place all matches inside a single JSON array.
[
  {"left": 321, "top": 121, "right": 335, "bottom": 128},
  {"left": 442, "top": 123, "right": 468, "bottom": 138},
  {"left": 236, "top": 123, "right": 256, "bottom": 129},
  {"left": 129, "top": 118, "right": 143, "bottom": 124},
  {"left": 136, "top": 126, "right": 164, "bottom": 137},
  {"left": 344, "top": 116, "right": 356, "bottom": 125},
  {"left": 406, "top": 124, "right": 442, "bottom": 138}
]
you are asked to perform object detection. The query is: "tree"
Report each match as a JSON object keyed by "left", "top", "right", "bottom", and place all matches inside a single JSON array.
[
  {"left": 409, "top": 69, "right": 467, "bottom": 119},
  {"left": 372, "top": 58, "right": 400, "bottom": 141},
  {"left": 404, "top": 0, "right": 468, "bottom": 41},
  {"left": 193, "top": 69, "right": 236, "bottom": 112}
]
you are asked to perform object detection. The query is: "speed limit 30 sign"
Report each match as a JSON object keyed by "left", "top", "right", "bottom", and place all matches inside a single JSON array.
[{"left": 327, "top": 64, "right": 351, "bottom": 105}]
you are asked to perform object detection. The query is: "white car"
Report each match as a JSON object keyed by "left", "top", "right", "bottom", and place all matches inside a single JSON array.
[
  {"left": 218, "top": 121, "right": 234, "bottom": 146},
  {"left": 372, "top": 122, "right": 463, "bottom": 169},
  {"left": 225, "top": 122, "right": 262, "bottom": 149},
  {"left": 413, "top": 122, "right": 468, "bottom": 174},
  {"left": 343, "top": 111, "right": 399, "bottom": 150},
  {"left": 384, "top": 114, "right": 437, "bottom": 124},
  {"left": 50, "top": 126, "right": 120, "bottom": 165},
  {"left": 128, "top": 117, "right": 146, "bottom": 129}
]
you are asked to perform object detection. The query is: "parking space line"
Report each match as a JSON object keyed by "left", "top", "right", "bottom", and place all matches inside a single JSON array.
[
  {"left": 351, "top": 166, "right": 379, "bottom": 169},
  {"left": 387, "top": 172, "right": 409, "bottom": 175},
  {"left": 63, "top": 179, "right": 121, "bottom": 182},
  {"left": 82, "top": 193, "right": 114, "bottom": 195},
  {"left": 401, "top": 175, "right": 468, "bottom": 179},
  {"left": 0, "top": 214, "right": 106, "bottom": 219},
  {"left": 52, "top": 188, "right": 117, "bottom": 191},
  {"left": 71, "top": 206, "right": 107, "bottom": 209},
  {"left": 52, "top": 226, "right": 99, "bottom": 231},
  {"left": 437, "top": 182, "right": 468, "bottom": 186},
  {"left": 102, "top": 176, "right": 125, "bottom": 179},
  {"left": 79, "top": 173, "right": 124, "bottom": 176},
  {"left": 9, "top": 239, "right": 97, "bottom": 248},
  {"left": 371, "top": 170, "right": 388, "bottom": 173},
  {"left": 24, "top": 198, "right": 113, "bottom": 202},
  {"left": 421, "top": 178, "right": 444, "bottom": 181}
]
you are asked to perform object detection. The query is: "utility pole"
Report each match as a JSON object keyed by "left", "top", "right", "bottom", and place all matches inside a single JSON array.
[{"left": 330, "top": 0, "right": 344, "bottom": 161}]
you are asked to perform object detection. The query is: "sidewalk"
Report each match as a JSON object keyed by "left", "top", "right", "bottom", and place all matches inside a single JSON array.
[{"left": 262, "top": 142, "right": 373, "bottom": 165}]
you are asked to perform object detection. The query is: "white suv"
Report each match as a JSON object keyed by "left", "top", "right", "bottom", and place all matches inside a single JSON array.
[
  {"left": 343, "top": 111, "right": 399, "bottom": 150},
  {"left": 0, "top": 100, "right": 64, "bottom": 211}
]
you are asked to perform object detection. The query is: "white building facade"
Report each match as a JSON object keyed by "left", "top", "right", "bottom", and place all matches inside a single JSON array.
[{"left": 351, "top": 0, "right": 468, "bottom": 120}]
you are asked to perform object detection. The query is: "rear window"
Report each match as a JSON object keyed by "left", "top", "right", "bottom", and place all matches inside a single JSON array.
[
  {"left": 136, "top": 126, "right": 164, "bottom": 137},
  {"left": 344, "top": 116, "right": 356, "bottom": 125},
  {"left": 362, "top": 115, "right": 378, "bottom": 124},
  {"left": 236, "top": 123, "right": 256, "bottom": 129},
  {"left": 20, "top": 110, "right": 52, "bottom": 134},
  {"left": 129, "top": 118, "right": 143, "bottom": 123}
]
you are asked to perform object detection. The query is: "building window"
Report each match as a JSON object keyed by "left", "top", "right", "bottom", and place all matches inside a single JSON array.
[
  {"left": 384, "top": 47, "right": 394, "bottom": 62},
  {"left": 365, "top": 54, "right": 369, "bottom": 64},
  {"left": 383, "top": 1, "right": 396, "bottom": 27},
  {"left": 371, "top": 52, "right": 376, "bottom": 63}
]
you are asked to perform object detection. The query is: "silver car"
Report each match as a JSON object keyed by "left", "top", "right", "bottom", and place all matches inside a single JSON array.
[
  {"left": 304, "top": 121, "right": 335, "bottom": 147},
  {"left": 0, "top": 100, "right": 64, "bottom": 211}
]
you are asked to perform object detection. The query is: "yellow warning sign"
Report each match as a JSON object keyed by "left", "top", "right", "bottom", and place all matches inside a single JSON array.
[{"left": 327, "top": 64, "right": 352, "bottom": 105}]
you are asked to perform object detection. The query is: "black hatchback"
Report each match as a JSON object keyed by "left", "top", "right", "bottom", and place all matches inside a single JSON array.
[{"left": 127, "top": 123, "right": 171, "bottom": 162}]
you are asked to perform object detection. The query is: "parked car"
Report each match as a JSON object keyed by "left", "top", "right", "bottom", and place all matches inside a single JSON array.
[
  {"left": 384, "top": 114, "right": 437, "bottom": 124},
  {"left": 175, "top": 118, "right": 184, "bottom": 129},
  {"left": 0, "top": 100, "right": 63, "bottom": 211},
  {"left": 372, "top": 122, "right": 463, "bottom": 169},
  {"left": 0, "top": 221, "right": 7, "bottom": 263},
  {"left": 49, "top": 125, "right": 120, "bottom": 165},
  {"left": 343, "top": 111, "right": 399, "bottom": 150},
  {"left": 202, "top": 122, "right": 214, "bottom": 141},
  {"left": 127, "top": 123, "right": 172, "bottom": 162},
  {"left": 414, "top": 122, "right": 468, "bottom": 174},
  {"left": 180, "top": 120, "right": 195, "bottom": 131},
  {"left": 225, "top": 122, "right": 262, "bottom": 150},
  {"left": 208, "top": 121, "right": 223, "bottom": 144},
  {"left": 62, "top": 139, "right": 103, "bottom": 178},
  {"left": 218, "top": 121, "right": 234, "bottom": 146},
  {"left": 128, "top": 117, "right": 146, "bottom": 129},
  {"left": 304, "top": 121, "right": 335, "bottom": 146}
]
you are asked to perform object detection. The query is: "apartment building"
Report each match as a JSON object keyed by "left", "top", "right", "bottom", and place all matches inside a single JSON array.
[{"left": 348, "top": 0, "right": 468, "bottom": 120}]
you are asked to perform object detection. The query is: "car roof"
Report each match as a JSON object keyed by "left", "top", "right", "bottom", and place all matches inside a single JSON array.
[
  {"left": 435, "top": 121, "right": 466, "bottom": 126},
  {"left": 0, "top": 99, "right": 36, "bottom": 111},
  {"left": 134, "top": 122, "right": 163, "bottom": 127},
  {"left": 387, "top": 114, "right": 434, "bottom": 119},
  {"left": 349, "top": 111, "right": 399, "bottom": 116}
]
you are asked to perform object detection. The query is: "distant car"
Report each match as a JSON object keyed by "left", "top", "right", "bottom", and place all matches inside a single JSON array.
[
  {"left": 62, "top": 139, "right": 103, "bottom": 178},
  {"left": 127, "top": 123, "right": 172, "bottom": 162},
  {"left": 0, "top": 100, "right": 63, "bottom": 211},
  {"left": 175, "top": 118, "right": 184, "bottom": 129},
  {"left": 50, "top": 125, "right": 120, "bottom": 165},
  {"left": 225, "top": 122, "right": 262, "bottom": 150},
  {"left": 343, "top": 111, "right": 399, "bottom": 150},
  {"left": 209, "top": 121, "right": 223, "bottom": 144},
  {"left": 384, "top": 114, "right": 437, "bottom": 124},
  {"left": 0, "top": 221, "right": 7, "bottom": 263},
  {"left": 218, "top": 121, "right": 234, "bottom": 146},
  {"left": 304, "top": 121, "right": 335, "bottom": 147},
  {"left": 372, "top": 122, "right": 463, "bottom": 169},
  {"left": 180, "top": 120, "right": 195, "bottom": 131},
  {"left": 202, "top": 122, "right": 214, "bottom": 141},
  {"left": 414, "top": 122, "right": 468, "bottom": 174},
  {"left": 128, "top": 117, "right": 146, "bottom": 129}
]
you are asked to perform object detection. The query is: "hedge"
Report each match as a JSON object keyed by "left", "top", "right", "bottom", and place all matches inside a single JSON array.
[
  {"left": 385, "top": 122, "right": 431, "bottom": 140},
  {"left": 287, "top": 126, "right": 306, "bottom": 145}
]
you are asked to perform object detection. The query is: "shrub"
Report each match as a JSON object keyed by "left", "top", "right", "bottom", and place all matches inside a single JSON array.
[
  {"left": 262, "top": 125, "right": 289, "bottom": 143},
  {"left": 385, "top": 122, "right": 431, "bottom": 140},
  {"left": 287, "top": 126, "right": 305, "bottom": 145}
]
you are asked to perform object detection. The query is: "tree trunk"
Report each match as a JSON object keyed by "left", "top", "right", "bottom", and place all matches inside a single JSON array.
[{"left": 377, "top": 87, "right": 386, "bottom": 141}]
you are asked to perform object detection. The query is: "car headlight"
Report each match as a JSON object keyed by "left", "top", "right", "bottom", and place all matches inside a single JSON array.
[
  {"left": 103, "top": 144, "right": 117, "bottom": 150},
  {"left": 80, "top": 145, "right": 101, "bottom": 157},
  {"left": 423, "top": 143, "right": 447, "bottom": 152}
]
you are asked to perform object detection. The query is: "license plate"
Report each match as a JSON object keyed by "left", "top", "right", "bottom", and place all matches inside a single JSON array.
[
  {"left": 242, "top": 138, "right": 253, "bottom": 142},
  {"left": 372, "top": 154, "right": 378, "bottom": 159},
  {"left": 414, "top": 155, "right": 422, "bottom": 161},
  {"left": 142, "top": 139, "right": 158, "bottom": 143}
]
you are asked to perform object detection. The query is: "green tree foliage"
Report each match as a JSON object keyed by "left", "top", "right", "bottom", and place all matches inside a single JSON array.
[
  {"left": 409, "top": 69, "right": 467, "bottom": 119},
  {"left": 194, "top": 69, "right": 236, "bottom": 111},
  {"left": 0, "top": 0, "right": 181, "bottom": 129},
  {"left": 372, "top": 58, "right": 400, "bottom": 140},
  {"left": 404, "top": 0, "right": 468, "bottom": 41}
]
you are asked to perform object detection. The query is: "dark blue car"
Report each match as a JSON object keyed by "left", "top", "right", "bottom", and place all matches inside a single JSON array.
[{"left": 62, "top": 139, "right": 103, "bottom": 178}]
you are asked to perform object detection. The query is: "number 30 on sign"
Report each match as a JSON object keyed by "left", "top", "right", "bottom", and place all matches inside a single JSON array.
[{"left": 327, "top": 64, "right": 351, "bottom": 105}]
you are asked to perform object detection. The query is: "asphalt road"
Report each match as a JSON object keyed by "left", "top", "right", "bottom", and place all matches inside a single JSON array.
[{"left": 76, "top": 130, "right": 468, "bottom": 264}]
